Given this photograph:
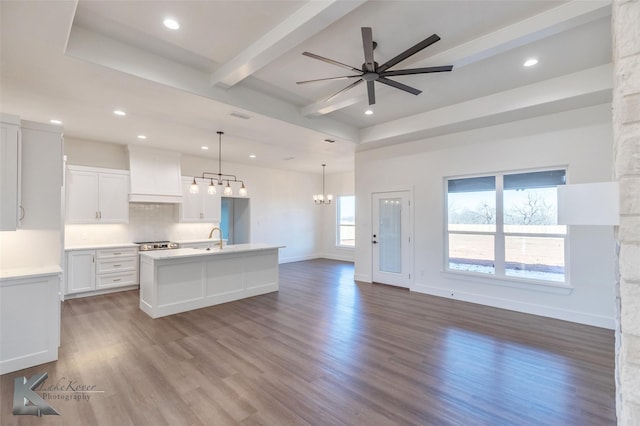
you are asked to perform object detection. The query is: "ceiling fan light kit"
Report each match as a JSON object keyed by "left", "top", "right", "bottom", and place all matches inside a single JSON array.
[{"left": 297, "top": 27, "right": 453, "bottom": 106}]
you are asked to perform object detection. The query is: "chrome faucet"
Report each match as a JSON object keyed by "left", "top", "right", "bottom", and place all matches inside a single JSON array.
[{"left": 208, "top": 227, "right": 223, "bottom": 249}]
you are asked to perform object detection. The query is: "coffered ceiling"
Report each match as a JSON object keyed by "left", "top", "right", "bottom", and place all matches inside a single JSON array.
[{"left": 0, "top": 1, "right": 612, "bottom": 173}]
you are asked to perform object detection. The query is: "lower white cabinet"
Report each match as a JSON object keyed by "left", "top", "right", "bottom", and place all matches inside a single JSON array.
[
  {"left": 66, "top": 250, "right": 96, "bottom": 293},
  {"left": 1, "top": 269, "right": 61, "bottom": 374},
  {"left": 65, "top": 246, "right": 139, "bottom": 296}
]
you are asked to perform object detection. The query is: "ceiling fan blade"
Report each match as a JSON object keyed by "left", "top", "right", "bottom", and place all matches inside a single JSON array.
[
  {"left": 302, "top": 52, "right": 362, "bottom": 72},
  {"left": 324, "top": 79, "right": 364, "bottom": 102},
  {"left": 361, "top": 27, "right": 375, "bottom": 72},
  {"left": 381, "top": 65, "right": 453, "bottom": 77},
  {"left": 366, "top": 80, "right": 376, "bottom": 105},
  {"left": 296, "top": 75, "right": 362, "bottom": 84},
  {"left": 377, "top": 34, "right": 441, "bottom": 73},
  {"left": 377, "top": 77, "right": 422, "bottom": 95}
]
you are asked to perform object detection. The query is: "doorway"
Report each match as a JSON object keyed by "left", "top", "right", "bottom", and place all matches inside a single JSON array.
[
  {"left": 221, "top": 197, "right": 250, "bottom": 245},
  {"left": 371, "top": 191, "right": 412, "bottom": 288}
]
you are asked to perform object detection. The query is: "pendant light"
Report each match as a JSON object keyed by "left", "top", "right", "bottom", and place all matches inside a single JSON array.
[
  {"left": 190, "top": 131, "right": 248, "bottom": 196},
  {"left": 313, "top": 164, "right": 333, "bottom": 205}
]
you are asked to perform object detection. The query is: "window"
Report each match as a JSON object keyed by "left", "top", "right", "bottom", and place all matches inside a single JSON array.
[
  {"left": 337, "top": 195, "right": 355, "bottom": 247},
  {"left": 446, "top": 169, "right": 566, "bottom": 283}
]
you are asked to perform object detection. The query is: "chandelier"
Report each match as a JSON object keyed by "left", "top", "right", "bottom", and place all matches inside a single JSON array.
[
  {"left": 190, "top": 131, "right": 247, "bottom": 197},
  {"left": 313, "top": 163, "right": 332, "bottom": 205}
]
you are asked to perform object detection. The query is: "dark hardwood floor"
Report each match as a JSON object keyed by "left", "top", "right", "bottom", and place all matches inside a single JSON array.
[{"left": 1, "top": 259, "right": 616, "bottom": 425}]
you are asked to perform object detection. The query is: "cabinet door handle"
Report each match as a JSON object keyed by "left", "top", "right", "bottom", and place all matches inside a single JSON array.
[
  {"left": 96, "top": 211, "right": 99, "bottom": 219},
  {"left": 19, "top": 205, "right": 25, "bottom": 221},
  {"left": 113, "top": 264, "right": 121, "bottom": 267},
  {"left": 113, "top": 252, "right": 121, "bottom": 255},
  {"left": 99, "top": 211, "right": 102, "bottom": 219},
  {"left": 92, "top": 255, "right": 95, "bottom": 263},
  {"left": 113, "top": 278, "right": 121, "bottom": 282}
]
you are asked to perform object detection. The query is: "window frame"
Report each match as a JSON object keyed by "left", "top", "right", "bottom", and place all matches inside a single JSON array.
[
  {"left": 444, "top": 167, "right": 570, "bottom": 288},
  {"left": 336, "top": 195, "right": 355, "bottom": 248}
]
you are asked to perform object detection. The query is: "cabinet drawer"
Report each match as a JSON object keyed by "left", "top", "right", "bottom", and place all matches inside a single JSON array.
[
  {"left": 96, "top": 271, "right": 138, "bottom": 289},
  {"left": 96, "top": 257, "right": 137, "bottom": 274},
  {"left": 96, "top": 247, "right": 138, "bottom": 259}
]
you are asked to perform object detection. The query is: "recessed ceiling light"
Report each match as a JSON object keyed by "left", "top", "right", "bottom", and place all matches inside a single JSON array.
[
  {"left": 163, "top": 18, "right": 180, "bottom": 30},
  {"left": 113, "top": 110, "right": 126, "bottom": 116},
  {"left": 365, "top": 109, "right": 374, "bottom": 115},
  {"left": 137, "top": 135, "right": 147, "bottom": 140},
  {"left": 249, "top": 154, "right": 256, "bottom": 159},
  {"left": 49, "top": 119, "right": 62, "bottom": 125},
  {"left": 201, "top": 146, "right": 209, "bottom": 150},
  {"left": 523, "top": 58, "right": 538, "bottom": 67}
]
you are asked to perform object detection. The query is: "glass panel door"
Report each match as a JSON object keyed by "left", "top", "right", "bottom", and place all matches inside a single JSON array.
[{"left": 372, "top": 191, "right": 412, "bottom": 288}]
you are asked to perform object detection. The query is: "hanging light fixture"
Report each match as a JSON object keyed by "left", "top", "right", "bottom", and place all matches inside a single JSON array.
[
  {"left": 313, "top": 164, "right": 333, "bottom": 205},
  {"left": 190, "top": 131, "right": 248, "bottom": 196},
  {"left": 207, "top": 178, "right": 216, "bottom": 195}
]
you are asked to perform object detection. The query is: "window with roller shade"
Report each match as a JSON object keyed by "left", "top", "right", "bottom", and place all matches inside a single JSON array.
[{"left": 446, "top": 169, "right": 567, "bottom": 283}]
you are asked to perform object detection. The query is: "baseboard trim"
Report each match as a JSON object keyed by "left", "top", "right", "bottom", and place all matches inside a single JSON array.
[
  {"left": 412, "top": 283, "right": 615, "bottom": 329},
  {"left": 317, "top": 253, "right": 355, "bottom": 263},
  {"left": 279, "top": 254, "right": 318, "bottom": 264}
]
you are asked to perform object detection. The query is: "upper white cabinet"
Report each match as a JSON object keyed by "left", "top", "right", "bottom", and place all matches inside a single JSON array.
[
  {"left": 178, "top": 177, "right": 221, "bottom": 223},
  {"left": 66, "top": 166, "right": 129, "bottom": 224},
  {"left": 20, "top": 120, "right": 63, "bottom": 230},
  {"left": 128, "top": 146, "right": 182, "bottom": 203},
  {"left": 0, "top": 114, "right": 20, "bottom": 231}
]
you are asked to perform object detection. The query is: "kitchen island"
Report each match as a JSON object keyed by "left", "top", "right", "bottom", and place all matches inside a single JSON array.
[{"left": 139, "top": 244, "right": 283, "bottom": 318}]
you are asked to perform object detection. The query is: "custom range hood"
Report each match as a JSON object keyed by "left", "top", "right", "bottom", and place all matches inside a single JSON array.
[{"left": 128, "top": 146, "right": 183, "bottom": 203}]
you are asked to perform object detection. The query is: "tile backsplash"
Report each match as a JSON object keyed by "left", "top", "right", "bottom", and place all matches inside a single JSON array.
[{"left": 65, "top": 203, "right": 219, "bottom": 246}]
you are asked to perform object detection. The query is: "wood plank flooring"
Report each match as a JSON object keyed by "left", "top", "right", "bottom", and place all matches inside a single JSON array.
[{"left": 1, "top": 259, "right": 616, "bottom": 425}]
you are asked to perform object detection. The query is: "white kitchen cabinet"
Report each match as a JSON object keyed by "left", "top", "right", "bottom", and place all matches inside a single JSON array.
[
  {"left": 0, "top": 114, "right": 20, "bottom": 231},
  {"left": 66, "top": 166, "right": 129, "bottom": 224},
  {"left": 178, "top": 176, "right": 221, "bottom": 223},
  {"left": 66, "top": 250, "right": 96, "bottom": 294},
  {"left": 1, "top": 268, "right": 61, "bottom": 374},
  {"left": 65, "top": 246, "right": 139, "bottom": 297}
]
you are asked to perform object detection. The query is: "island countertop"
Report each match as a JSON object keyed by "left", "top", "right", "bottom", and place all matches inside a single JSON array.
[
  {"left": 138, "top": 243, "right": 285, "bottom": 260},
  {"left": 139, "top": 243, "right": 283, "bottom": 318}
]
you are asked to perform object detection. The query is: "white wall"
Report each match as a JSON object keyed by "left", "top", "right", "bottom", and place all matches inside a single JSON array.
[
  {"left": 355, "top": 104, "right": 616, "bottom": 328},
  {"left": 181, "top": 154, "right": 322, "bottom": 263},
  {"left": 318, "top": 171, "right": 355, "bottom": 262}
]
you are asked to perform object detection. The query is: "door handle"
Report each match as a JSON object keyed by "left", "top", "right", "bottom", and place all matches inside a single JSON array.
[{"left": 372, "top": 240, "right": 378, "bottom": 244}]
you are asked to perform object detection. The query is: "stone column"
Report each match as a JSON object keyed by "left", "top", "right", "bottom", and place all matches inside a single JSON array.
[{"left": 613, "top": 0, "right": 640, "bottom": 423}]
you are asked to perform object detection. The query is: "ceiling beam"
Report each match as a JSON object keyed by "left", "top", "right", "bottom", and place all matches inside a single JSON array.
[
  {"left": 209, "top": 0, "right": 367, "bottom": 89},
  {"left": 358, "top": 64, "right": 612, "bottom": 147},
  {"left": 301, "top": 0, "right": 611, "bottom": 117}
]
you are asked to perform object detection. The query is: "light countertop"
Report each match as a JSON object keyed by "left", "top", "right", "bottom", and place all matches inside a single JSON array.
[
  {"left": 139, "top": 243, "right": 284, "bottom": 260},
  {"left": 173, "top": 239, "right": 225, "bottom": 245},
  {"left": 0, "top": 265, "right": 62, "bottom": 281},
  {"left": 65, "top": 243, "right": 139, "bottom": 251}
]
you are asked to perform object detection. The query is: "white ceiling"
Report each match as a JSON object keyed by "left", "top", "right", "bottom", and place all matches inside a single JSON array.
[{"left": 0, "top": 0, "right": 612, "bottom": 174}]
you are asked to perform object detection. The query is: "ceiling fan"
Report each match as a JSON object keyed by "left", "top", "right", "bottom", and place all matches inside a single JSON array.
[{"left": 297, "top": 27, "right": 453, "bottom": 105}]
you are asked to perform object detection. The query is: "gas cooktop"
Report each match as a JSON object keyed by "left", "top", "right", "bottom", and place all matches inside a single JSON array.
[{"left": 135, "top": 241, "right": 179, "bottom": 251}]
